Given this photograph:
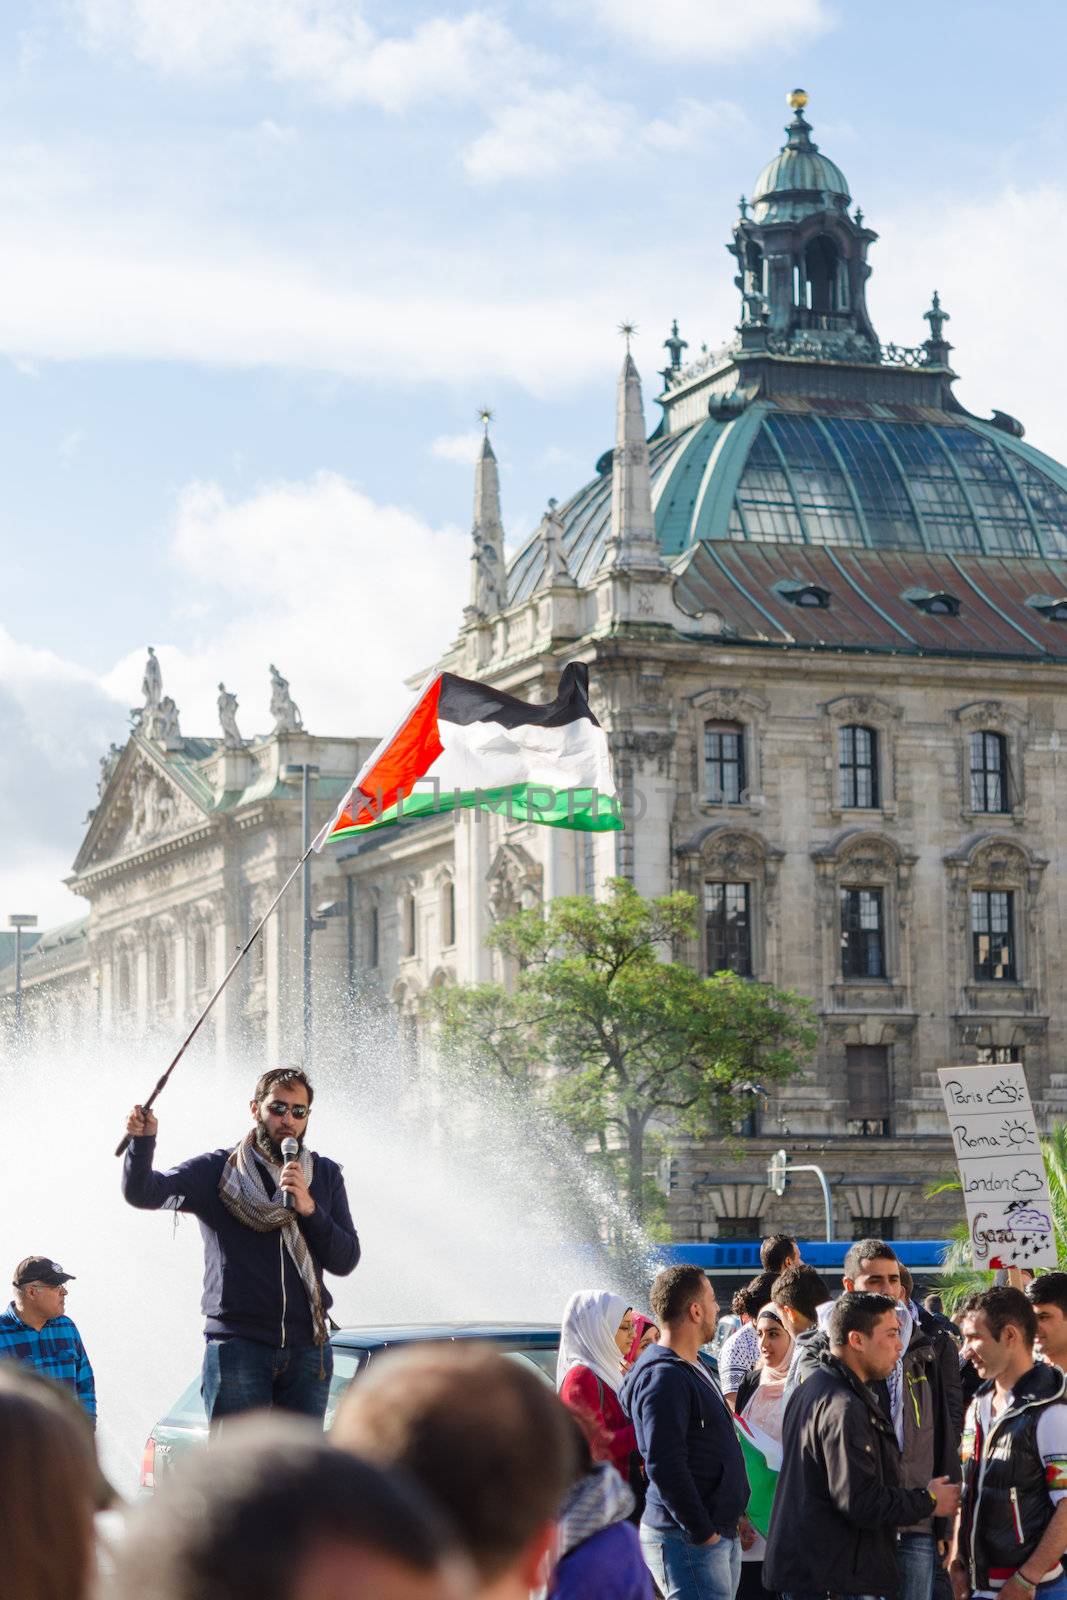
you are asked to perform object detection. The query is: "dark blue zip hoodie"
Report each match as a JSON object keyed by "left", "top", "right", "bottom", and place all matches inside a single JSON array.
[
  {"left": 122, "top": 1136, "right": 360, "bottom": 1347},
  {"left": 620, "top": 1343, "right": 748, "bottom": 1545}
]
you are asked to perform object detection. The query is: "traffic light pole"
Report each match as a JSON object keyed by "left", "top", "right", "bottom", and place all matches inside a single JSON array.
[{"left": 768, "top": 1149, "right": 833, "bottom": 1240}]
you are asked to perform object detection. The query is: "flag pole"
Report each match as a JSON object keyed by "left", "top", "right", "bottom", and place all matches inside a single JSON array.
[{"left": 113, "top": 844, "right": 313, "bottom": 1157}]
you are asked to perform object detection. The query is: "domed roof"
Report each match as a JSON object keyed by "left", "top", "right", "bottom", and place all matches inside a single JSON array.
[
  {"left": 750, "top": 93, "right": 850, "bottom": 223},
  {"left": 507, "top": 403, "right": 1067, "bottom": 605}
]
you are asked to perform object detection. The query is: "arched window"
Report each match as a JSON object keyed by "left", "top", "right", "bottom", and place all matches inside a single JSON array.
[
  {"left": 970, "top": 731, "right": 1010, "bottom": 814},
  {"left": 804, "top": 235, "right": 839, "bottom": 316},
  {"left": 838, "top": 726, "right": 879, "bottom": 809},
  {"left": 441, "top": 880, "right": 456, "bottom": 948},
  {"left": 704, "top": 721, "right": 746, "bottom": 804}
]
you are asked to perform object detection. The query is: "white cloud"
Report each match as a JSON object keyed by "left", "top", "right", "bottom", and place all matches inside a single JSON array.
[
  {"left": 580, "top": 0, "right": 834, "bottom": 60},
  {"left": 74, "top": 0, "right": 542, "bottom": 113},
  {"left": 104, "top": 471, "right": 469, "bottom": 738},
  {"left": 0, "top": 153, "right": 664, "bottom": 395},
  {"left": 463, "top": 88, "right": 743, "bottom": 184},
  {"left": 0, "top": 627, "right": 127, "bottom": 925},
  {"left": 871, "top": 184, "right": 1067, "bottom": 461},
  {"left": 430, "top": 429, "right": 490, "bottom": 465}
]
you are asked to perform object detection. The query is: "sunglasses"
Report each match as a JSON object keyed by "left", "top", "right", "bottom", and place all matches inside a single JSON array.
[{"left": 265, "top": 1101, "right": 310, "bottom": 1120}]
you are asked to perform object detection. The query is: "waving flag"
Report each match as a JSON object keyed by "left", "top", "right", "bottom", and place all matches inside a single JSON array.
[
  {"left": 314, "top": 662, "right": 622, "bottom": 847},
  {"left": 734, "top": 1411, "right": 782, "bottom": 1537}
]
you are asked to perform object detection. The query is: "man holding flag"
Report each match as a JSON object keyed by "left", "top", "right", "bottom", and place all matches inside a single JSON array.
[{"left": 122, "top": 1066, "right": 358, "bottom": 1428}]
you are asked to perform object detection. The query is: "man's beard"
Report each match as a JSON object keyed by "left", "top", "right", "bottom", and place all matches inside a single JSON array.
[{"left": 254, "top": 1118, "right": 304, "bottom": 1165}]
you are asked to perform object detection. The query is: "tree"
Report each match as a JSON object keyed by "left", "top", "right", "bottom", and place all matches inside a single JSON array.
[{"left": 429, "top": 878, "right": 816, "bottom": 1223}]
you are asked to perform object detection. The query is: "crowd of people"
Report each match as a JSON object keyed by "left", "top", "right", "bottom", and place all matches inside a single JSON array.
[{"left": 7, "top": 1067, "right": 1067, "bottom": 1600}]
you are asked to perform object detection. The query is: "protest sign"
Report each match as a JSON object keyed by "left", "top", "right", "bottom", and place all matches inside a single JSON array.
[{"left": 938, "top": 1063, "right": 1056, "bottom": 1271}]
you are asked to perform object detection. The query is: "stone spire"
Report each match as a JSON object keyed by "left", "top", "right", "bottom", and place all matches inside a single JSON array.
[
  {"left": 466, "top": 411, "right": 506, "bottom": 621},
  {"left": 607, "top": 342, "right": 663, "bottom": 572},
  {"left": 536, "top": 500, "right": 575, "bottom": 591}
]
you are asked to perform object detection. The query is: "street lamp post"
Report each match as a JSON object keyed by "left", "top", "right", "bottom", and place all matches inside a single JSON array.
[
  {"left": 9, "top": 913, "right": 38, "bottom": 1039},
  {"left": 280, "top": 765, "right": 321, "bottom": 1069}
]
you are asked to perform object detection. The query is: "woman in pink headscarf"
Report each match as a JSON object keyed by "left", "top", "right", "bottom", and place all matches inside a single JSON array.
[{"left": 624, "top": 1315, "right": 659, "bottom": 1369}]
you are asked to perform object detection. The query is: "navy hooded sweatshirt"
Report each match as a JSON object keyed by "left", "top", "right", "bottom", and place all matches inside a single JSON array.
[
  {"left": 122, "top": 1135, "right": 359, "bottom": 1347},
  {"left": 620, "top": 1344, "right": 749, "bottom": 1545}
]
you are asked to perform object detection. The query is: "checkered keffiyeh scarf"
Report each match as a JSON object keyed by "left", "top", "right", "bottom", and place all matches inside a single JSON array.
[{"left": 217, "top": 1130, "right": 327, "bottom": 1348}]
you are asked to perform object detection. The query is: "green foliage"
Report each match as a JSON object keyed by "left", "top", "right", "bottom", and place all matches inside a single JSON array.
[
  {"left": 428, "top": 879, "right": 816, "bottom": 1223},
  {"left": 936, "top": 1122, "right": 1067, "bottom": 1310}
]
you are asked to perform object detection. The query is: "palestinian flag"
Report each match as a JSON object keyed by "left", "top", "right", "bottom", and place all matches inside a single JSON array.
[
  {"left": 734, "top": 1411, "right": 781, "bottom": 1538},
  {"left": 313, "top": 662, "right": 622, "bottom": 847}
]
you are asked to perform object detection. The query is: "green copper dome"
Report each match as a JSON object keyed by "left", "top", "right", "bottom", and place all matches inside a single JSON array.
[
  {"left": 751, "top": 96, "right": 850, "bottom": 224},
  {"left": 507, "top": 404, "right": 1067, "bottom": 604}
]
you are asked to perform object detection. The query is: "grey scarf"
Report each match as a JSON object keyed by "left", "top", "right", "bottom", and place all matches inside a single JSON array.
[{"left": 217, "top": 1130, "right": 327, "bottom": 1348}]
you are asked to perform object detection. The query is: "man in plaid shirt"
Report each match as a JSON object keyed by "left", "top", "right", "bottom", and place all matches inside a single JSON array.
[{"left": 0, "top": 1255, "right": 96, "bottom": 1426}]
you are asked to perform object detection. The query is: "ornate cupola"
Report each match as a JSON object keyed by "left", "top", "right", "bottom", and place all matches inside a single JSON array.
[{"left": 728, "top": 89, "right": 880, "bottom": 357}]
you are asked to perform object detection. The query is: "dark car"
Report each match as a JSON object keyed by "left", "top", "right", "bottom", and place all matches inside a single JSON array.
[{"left": 140, "top": 1322, "right": 560, "bottom": 1491}]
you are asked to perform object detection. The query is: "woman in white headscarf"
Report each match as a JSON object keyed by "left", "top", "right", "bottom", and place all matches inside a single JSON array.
[
  {"left": 557, "top": 1290, "right": 638, "bottom": 1481},
  {"left": 734, "top": 1304, "right": 795, "bottom": 1600}
]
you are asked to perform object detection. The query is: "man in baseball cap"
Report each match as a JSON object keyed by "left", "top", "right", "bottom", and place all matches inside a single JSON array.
[{"left": 0, "top": 1256, "right": 96, "bottom": 1425}]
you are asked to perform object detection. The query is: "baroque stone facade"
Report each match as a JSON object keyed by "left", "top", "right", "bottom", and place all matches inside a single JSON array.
[{"left": 8, "top": 95, "right": 1067, "bottom": 1244}]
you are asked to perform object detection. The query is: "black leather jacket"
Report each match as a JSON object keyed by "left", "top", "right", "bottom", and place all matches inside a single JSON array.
[{"left": 959, "top": 1363, "right": 1067, "bottom": 1592}]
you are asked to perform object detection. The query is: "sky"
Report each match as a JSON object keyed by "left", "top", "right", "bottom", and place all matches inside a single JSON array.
[{"left": 2, "top": 0, "right": 1067, "bottom": 924}]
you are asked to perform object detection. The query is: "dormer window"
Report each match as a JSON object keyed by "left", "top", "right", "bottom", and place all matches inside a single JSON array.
[
  {"left": 903, "top": 587, "right": 960, "bottom": 617},
  {"left": 1026, "top": 594, "right": 1067, "bottom": 621},
  {"left": 773, "top": 579, "right": 831, "bottom": 609}
]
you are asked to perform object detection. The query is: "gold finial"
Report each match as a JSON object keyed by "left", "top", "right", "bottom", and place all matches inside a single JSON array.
[
  {"left": 477, "top": 406, "right": 493, "bottom": 432},
  {"left": 618, "top": 321, "right": 637, "bottom": 350},
  {"left": 788, "top": 88, "right": 808, "bottom": 111}
]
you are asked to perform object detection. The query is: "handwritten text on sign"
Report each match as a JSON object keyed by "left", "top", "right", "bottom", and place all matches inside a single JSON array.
[{"left": 938, "top": 1064, "right": 1056, "bottom": 1271}]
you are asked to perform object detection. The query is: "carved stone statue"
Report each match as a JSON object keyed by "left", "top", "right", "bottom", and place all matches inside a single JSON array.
[
  {"left": 217, "top": 683, "right": 243, "bottom": 749},
  {"left": 269, "top": 664, "right": 303, "bottom": 735},
  {"left": 98, "top": 742, "right": 123, "bottom": 796},
  {"left": 142, "top": 646, "right": 163, "bottom": 711},
  {"left": 156, "top": 696, "right": 182, "bottom": 746}
]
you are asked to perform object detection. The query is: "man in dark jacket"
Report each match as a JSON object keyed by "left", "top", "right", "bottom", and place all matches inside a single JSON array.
[
  {"left": 765, "top": 1292, "right": 960, "bottom": 1600},
  {"left": 951, "top": 1287, "right": 1067, "bottom": 1600},
  {"left": 123, "top": 1066, "right": 359, "bottom": 1426},
  {"left": 621, "top": 1265, "right": 749, "bottom": 1600},
  {"left": 786, "top": 1239, "right": 964, "bottom": 1600}
]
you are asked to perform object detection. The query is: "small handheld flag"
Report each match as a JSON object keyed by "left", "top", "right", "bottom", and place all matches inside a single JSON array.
[{"left": 314, "top": 661, "right": 622, "bottom": 848}]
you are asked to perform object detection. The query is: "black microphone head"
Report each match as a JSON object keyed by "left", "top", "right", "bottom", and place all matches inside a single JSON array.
[{"left": 280, "top": 1137, "right": 299, "bottom": 1162}]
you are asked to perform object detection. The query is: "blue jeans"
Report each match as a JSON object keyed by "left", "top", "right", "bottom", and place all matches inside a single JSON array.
[
  {"left": 640, "top": 1526, "right": 740, "bottom": 1600},
  {"left": 202, "top": 1337, "right": 333, "bottom": 1430},
  {"left": 897, "top": 1530, "right": 937, "bottom": 1600}
]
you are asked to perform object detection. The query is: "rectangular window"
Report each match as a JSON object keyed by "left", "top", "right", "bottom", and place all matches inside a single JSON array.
[
  {"left": 838, "top": 725, "right": 880, "bottom": 809},
  {"left": 404, "top": 895, "right": 417, "bottom": 959},
  {"left": 705, "top": 881, "right": 752, "bottom": 976},
  {"left": 972, "top": 890, "right": 1016, "bottom": 981},
  {"left": 850, "top": 1216, "right": 896, "bottom": 1238},
  {"left": 845, "top": 1044, "right": 891, "bottom": 1136},
  {"left": 367, "top": 905, "right": 379, "bottom": 969},
  {"left": 704, "top": 722, "right": 746, "bottom": 804},
  {"left": 840, "top": 888, "right": 885, "bottom": 978},
  {"left": 715, "top": 1218, "right": 756, "bottom": 1241},
  {"left": 970, "top": 730, "right": 1010, "bottom": 813},
  {"left": 442, "top": 882, "right": 456, "bottom": 948}
]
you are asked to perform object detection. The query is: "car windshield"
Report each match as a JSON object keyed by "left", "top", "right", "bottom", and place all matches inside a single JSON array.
[{"left": 158, "top": 1335, "right": 558, "bottom": 1429}]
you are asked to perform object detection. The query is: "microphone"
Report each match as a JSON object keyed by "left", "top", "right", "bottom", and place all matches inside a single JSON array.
[{"left": 280, "top": 1137, "right": 299, "bottom": 1211}]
